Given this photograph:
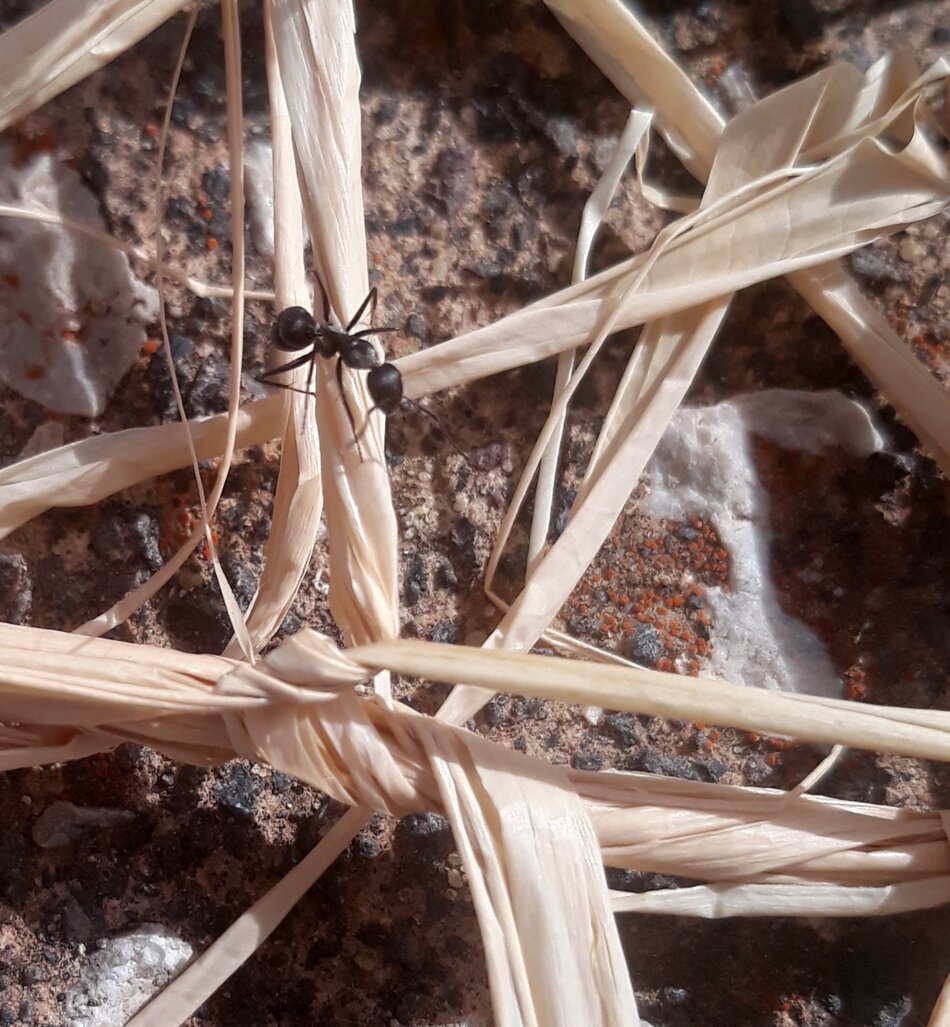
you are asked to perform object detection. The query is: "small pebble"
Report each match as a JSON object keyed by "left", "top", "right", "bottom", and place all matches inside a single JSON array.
[
  {"left": 583, "top": 705, "right": 604, "bottom": 726},
  {"left": 898, "top": 236, "right": 925, "bottom": 263}
]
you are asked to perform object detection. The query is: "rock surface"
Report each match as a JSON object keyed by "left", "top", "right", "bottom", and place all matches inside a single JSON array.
[{"left": 0, "top": 1, "right": 947, "bottom": 1025}]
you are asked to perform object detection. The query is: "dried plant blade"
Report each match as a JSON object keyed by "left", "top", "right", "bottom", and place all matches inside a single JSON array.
[
  {"left": 226, "top": 636, "right": 639, "bottom": 1027},
  {"left": 0, "top": 725, "right": 116, "bottom": 773},
  {"left": 611, "top": 878, "right": 950, "bottom": 918},
  {"left": 397, "top": 129, "right": 948, "bottom": 401},
  {"left": 271, "top": 0, "right": 398, "bottom": 647},
  {"left": 481, "top": 281, "right": 724, "bottom": 614},
  {"left": 528, "top": 109, "right": 651, "bottom": 571},
  {"left": 0, "top": 397, "right": 283, "bottom": 542},
  {"left": 446, "top": 142, "right": 947, "bottom": 691},
  {"left": 790, "top": 262, "right": 950, "bottom": 472},
  {"left": 584, "top": 58, "right": 915, "bottom": 483},
  {"left": 593, "top": 799, "right": 949, "bottom": 881},
  {"left": 583, "top": 300, "right": 727, "bottom": 486},
  {"left": 153, "top": 1, "right": 401, "bottom": 1015},
  {"left": 469, "top": 51, "right": 950, "bottom": 712},
  {"left": 354, "top": 639, "right": 950, "bottom": 762},
  {"left": 224, "top": 0, "right": 324, "bottom": 656},
  {"left": 544, "top": 0, "right": 723, "bottom": 179},
  {"left": 421, "top": 724, "right": 640, "bottom": 1027},
  {"left": 544, "top": 0, "right": 950, "bottom": 474},
  {"left": 4, "top": 625, "right": 947, "bottom": 934},
  {"left": 111, "top": 0, "right": 249, "bottom": 657},
  {"left": 126, "top": 807, "right": 369, "bottom": 1027},
  {"left": 0, "top": 0, "right": 191, "bottom": 132},
  {"left": 200, "top": 0, "right": 254, "bottom": 658}
]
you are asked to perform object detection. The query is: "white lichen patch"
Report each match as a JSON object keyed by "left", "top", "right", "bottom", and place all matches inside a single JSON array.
[
  {"left": 0, "top": 143, "right": 157, "bottom": 417},
  {"left": 642, "top": 389, "right": 884, "bottom": 697},
  {"left": 244, "top": 138, "right": 275, "bottom": 258},
  {"left": 65, "top": 924, "right": 192, "bottom": 1027}
]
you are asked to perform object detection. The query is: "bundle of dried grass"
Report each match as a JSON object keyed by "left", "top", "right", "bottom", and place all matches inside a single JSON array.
[{"left": 0, "top": 0, "right": 948, "bottom": 1024}]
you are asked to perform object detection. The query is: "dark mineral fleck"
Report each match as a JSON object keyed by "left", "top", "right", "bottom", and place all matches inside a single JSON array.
[
  {"left": 213, "top": 763, "right": 262, "bottom": 816},
  {"left": 638, "top": 751, "right": 702, "bottom": 781},
  {"left": 571, "top": 752, "right": 603, "bottom": 772},
  {"left": 430, "top": 620, "right": 459, "bottom": 644},
  {"left": 435, "top": 560, "right": 458, "bottom": 589},
  {"left": 624, "top": 623, "right": 664, "bottom": 666},
  {"left": 401, "top": 812, "right": 450, "bottom": 837},
  {"left": 0, "top": 553, "right": 32, "bottom": 624},
  {"left": 403, "top": 555, "right": 429, "bottom": 607}
]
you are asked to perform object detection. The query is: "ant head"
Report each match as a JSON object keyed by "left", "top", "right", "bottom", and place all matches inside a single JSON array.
[
  {"left": 367, "top": 362, "right": 403, "bottom": 415},
  {"left": 276, "top": 306, "right": 317, "bottom": 351}
]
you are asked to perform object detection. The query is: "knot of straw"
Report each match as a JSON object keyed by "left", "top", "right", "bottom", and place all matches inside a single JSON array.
[{"left": 218, "top": 630, "right": 449, "bottom": 817}]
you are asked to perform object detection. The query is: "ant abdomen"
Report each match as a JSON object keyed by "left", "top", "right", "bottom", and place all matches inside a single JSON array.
[
  {"left": 367, "top": 363, "right": 403, "bottom": 415},
  {"left": 276, "top": 306, "right": 317, "bottom": 350}
]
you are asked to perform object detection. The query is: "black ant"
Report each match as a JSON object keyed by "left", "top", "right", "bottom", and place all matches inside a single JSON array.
[
  {"left": 256, "top": 286, "right": 467, "bottom": 461},
  {"left": 257, "top": 286, "right": 402, "bottom": 421}
]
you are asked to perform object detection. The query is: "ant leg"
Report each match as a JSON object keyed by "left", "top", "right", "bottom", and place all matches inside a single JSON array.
[
  {"left": 258, "top": 349, "right": 318, "bottom": 402},
  {"left": 351, "top": 405, "right": 380, "bottom": 449},
  {"left": 257, "top": 379, "right": 318, "bottom": 398},
  {"left": 304, "top": 342, "right": 317, "bottom": 397},
  {"left": 345, "top": 286, "right": 378, "bottom": 332},
  {"left": 335, "top": 357, "right": 366, "bottom": 461},
  {"left": 306, "top": 267, "right": 331, "bottom": 322},
  {"left": 257, "top": 349, "right": 316, "bottom": 381}
]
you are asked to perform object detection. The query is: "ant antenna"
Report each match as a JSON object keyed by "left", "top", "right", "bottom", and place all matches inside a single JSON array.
[
  {"left": 353, "top": 396, "right": 472, "bottom": 465},
  {"left": 402, "top": 397, "right": 472, "bottom": 463}
]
